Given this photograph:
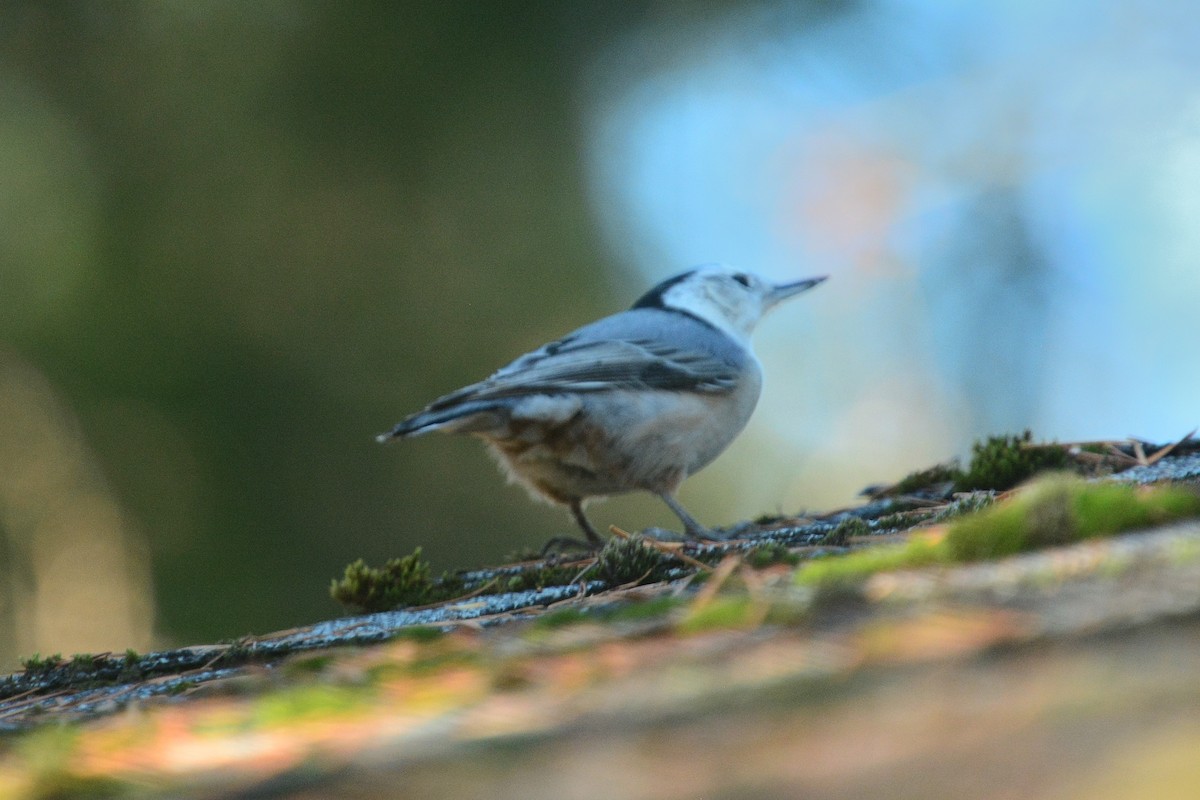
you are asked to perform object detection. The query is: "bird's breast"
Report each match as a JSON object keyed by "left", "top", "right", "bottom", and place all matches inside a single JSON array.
[{"left": 478, "top": 364, "right": 762, "bottom": 501}]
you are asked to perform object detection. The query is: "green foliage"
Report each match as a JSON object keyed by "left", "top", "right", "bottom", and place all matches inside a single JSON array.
[
  {"left": 955, "top": 430, "right": 1069, "bottom": 492},
  {"left": 330, "top": 549, "right": 463, "bottom": 613}
]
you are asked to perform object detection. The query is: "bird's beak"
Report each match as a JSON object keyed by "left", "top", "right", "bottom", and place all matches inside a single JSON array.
[{"left": 766, "top": 275, "right": 828, "bottom": 308}]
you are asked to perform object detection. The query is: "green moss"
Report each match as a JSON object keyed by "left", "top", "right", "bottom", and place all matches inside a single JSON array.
[
  {"left": 677, "top": 596, "right": 758, "bottom": 633},
  {"left": 402, "top": 648, "right": 480, "bottom": 678},
  {"left": 532, "top": 607, "right": 590, "bottom": 629},
  {"left": 873, "top": 509, "right": 942, "bottom": 530},
  {"left": 331, "top": 538, "right": 672, "bottom": 611},
  {"left": 886, "top": 430, "right": 1074, "bottom": 498},
  {"left": 282, "top": 654, "right": 335, "bottom": 677},
  {"left": 931, "top": 493, "right": 996, "bottom": 523},
  {"left": 955, "top": 430, "right": 1069, "bottom": 492},
  {"left": 392, "top": 626, "right": 445, "bottom": 643},
  {"left": 944, "top": 476, "right": 1200, "bottom": 561},
  {"left": 873, "top": 513, "right": 908, "bottom": 530},
  {"left": 13, "top": 725, "right": 125, "bottom": 796},
  {"left": 745, "top": 541, "right": 801, "bottom": 568},
  {"left": 69, "top": 654, "right": 103, "bottom": 672},
  {"left": 798, "top": 476, "right": 1200, "bottom": 589},
  {"left": 797, "top": 477, "right": 1200, "bottom": 592},
  {"left": 20, "top": 654, "right": 64, "bottom": 675},
  {"left": 117, "top": 651, "right": 146, "bottom": 682},
  {"left": 18, "top": 653, "right": 116, "bottom": 686},
  {"left": 795, "top": 535, "right": 946, "bottom": 590},
  {"left": 821, "top": 516, "right": 871, "bottom": 546},
  {"left": 253, "top": 683, "right": 372, "bottom": 727},
  {"left": 892, "top": 462, "right": 965, "bottom": 495},
  {"left": 1075, "top": 481, "right": 1200, "bottom": 535},
  {"left": 604, "top": 595, "right": 682, "bottom": 622},
  {"left": 15, "top": 722, "right": 77, "bottom": 768},
  {"left": 532, "top": 595, "right": 683, "bottom": 631},
  {"left": 595, "top": 535, "right": 673, "bottom": 585},
  {"left": 503, "top": 562, "right": 588, "bottom": 593},
  {"left": 216, "top": 637, "right": 255, "bottom": 665},
  {"left": 330, "top": 549, "right": 465, "bottom": 613},
  {"left": 945, "top": 477, "right": 1070, "bottom": 560}
]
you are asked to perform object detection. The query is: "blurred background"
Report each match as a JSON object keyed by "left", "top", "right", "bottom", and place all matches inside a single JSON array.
[{"left": 1, "top": 0, "right": 1199, "bottom": 665}]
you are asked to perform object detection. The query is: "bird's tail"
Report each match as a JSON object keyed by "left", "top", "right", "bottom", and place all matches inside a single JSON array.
[{"left": 375, "top": 400, "right": 509, "bottom": 443}]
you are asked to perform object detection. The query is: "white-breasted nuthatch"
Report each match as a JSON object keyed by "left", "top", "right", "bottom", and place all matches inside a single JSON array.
[{"left": 378, "top": 265, "right": 827, "bottom": 547}]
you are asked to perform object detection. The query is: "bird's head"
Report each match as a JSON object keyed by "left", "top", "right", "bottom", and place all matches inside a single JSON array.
[{"left": 632, "top": 264, "right": 827, "bottom": 342}]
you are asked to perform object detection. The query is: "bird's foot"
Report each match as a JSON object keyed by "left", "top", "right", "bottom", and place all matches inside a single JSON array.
[
  {"left": 644, "top": 524, "right": 733, "bottom": 543},
  {"left": 639, "top": 526, "right": 691, "bottom": 543},
  {"left": 688, "top": 523, "right": 736, "bottom": 541}
]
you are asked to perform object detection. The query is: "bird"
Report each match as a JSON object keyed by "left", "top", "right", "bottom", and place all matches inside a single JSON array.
[{"left": 377, "top": 264, "right": 827, "bottom": 549}]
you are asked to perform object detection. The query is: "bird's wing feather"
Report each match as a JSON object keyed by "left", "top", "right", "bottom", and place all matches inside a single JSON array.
[{"left": 425, "top": 336, "right": 738, "bottom": 412}]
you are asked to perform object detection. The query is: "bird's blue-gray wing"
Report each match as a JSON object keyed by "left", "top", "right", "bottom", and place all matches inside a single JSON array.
[
  {"left": 384, "top": 329, "right": 742, "bottom": 438},
  {"left": 465, "top": 336, "right": 739, "bottom": 397}
]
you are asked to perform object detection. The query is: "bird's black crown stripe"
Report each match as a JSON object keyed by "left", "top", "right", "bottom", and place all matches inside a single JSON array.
[
  {"left": 630, "top": 271, "right": 695, "bottom": 310},
  {"left": 629, "top": 271, "right": 722, "bottom": 332}
]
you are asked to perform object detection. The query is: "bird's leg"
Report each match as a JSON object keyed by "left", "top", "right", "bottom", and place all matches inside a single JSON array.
[
  {"left": 570, "top": 499, "right": 605, "bottom": 547},
  {"left": 658, "top": 493, "right": 712, "bottom": 540},
  {"left": 539, "top": 499, "right": 605, "bottom": 555}
]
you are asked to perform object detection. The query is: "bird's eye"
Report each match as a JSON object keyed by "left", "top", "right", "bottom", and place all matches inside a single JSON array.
[{"left": 732, "top": 273, "right": 751, "bottom": 288}]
